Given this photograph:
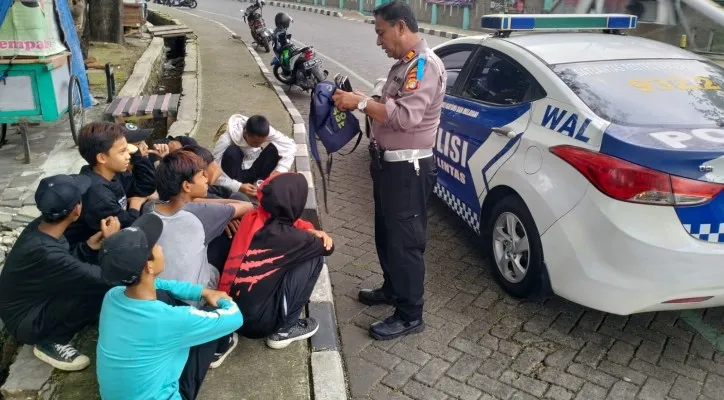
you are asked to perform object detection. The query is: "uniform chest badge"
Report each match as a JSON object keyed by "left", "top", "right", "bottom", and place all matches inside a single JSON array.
[{"left": 404, "top": 66, "right": 419, "bottom": 90}]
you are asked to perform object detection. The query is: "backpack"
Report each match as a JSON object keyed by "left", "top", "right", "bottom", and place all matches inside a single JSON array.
[{"left": 308, "top": 74, "right": 363, "bottom": 212}]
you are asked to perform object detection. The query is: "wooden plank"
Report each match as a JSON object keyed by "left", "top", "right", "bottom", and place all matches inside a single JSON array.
[
  {"left": 145, "top": 94, "right": 157, "bottom": 115},
  {"left": 148, "top": 25, "right": 188, "bottom": 33},
  {"left": 155, "top": 29, "right": 194, "bottom": 38},
  {"left": 105, "top": 97, "right": 122, "bottom": 120},
  {"left": 112, "top": 97, "right": 130, "bottom": 118},
  {"left": 152, "top": 94, "right": 166, "bottom": 119},
  {"left": 155, "top": 28, "right": 194, "bottom": 36},
  {"left": 167, "top": 94, "right": 181, "bottom": 117},
  {"left": 127, "top": 96, "right": 143, "bottom": 116},
  {"left": 0, "top": 52, "right": 70, "bottom": 65},
  {"left": 135, "top": 96, "right": 150, "bottom": 116},
  {"left": 160, "top": 93, "right": 172, "bottom": 114}
]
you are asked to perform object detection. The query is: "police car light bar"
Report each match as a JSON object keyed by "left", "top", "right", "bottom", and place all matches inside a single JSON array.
[{"left": 481, "top": 14, "right": 638, "bottom": 31}]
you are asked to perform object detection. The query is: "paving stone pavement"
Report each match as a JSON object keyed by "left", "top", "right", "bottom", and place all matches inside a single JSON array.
[
  {"left": 285, "top": 94, "right": 724, "bottom": 400},
  {"left": 0, "top": 108, "right": 103, "bottom": 266}
]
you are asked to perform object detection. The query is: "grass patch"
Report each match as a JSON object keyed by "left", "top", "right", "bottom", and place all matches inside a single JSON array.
[{"left": 86, "top": 39, "right": 149, "bottom": 99}]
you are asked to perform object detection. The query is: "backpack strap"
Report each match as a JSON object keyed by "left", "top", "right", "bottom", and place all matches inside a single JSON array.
[{"left": 308, "top": 94, "right": 330, "bottom": 213}]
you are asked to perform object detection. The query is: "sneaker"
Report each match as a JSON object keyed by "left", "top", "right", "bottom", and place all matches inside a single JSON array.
[
  {"left": 209, "top": 332, "right": 238, "bottom": 369},
  {"left": 265, "top": 318, "right": 319, "bottom": 350},
  {"left": 33, "top": 343, "right": 90, "bottom": 371}
]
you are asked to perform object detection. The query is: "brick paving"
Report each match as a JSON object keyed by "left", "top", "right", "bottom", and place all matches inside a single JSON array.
[{"left": 271, "top": 90, "right": 724, "bottom": 400}]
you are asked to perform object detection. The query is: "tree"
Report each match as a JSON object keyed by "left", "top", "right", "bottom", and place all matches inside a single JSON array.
[
  {"left": 87, "top": 0, "right": 124, "bottom": 44},
  {"left": 67, "top": 0, "right": 89, "bottom": 59}
]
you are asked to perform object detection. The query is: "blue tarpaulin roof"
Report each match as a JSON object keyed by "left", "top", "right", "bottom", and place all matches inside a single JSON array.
[{"left": 0, "top": 0, "right": 92, "bottom": 109}]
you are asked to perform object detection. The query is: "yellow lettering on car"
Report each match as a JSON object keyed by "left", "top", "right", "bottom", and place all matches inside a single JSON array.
[{"left": 629, "top": 77, "right": 722, "bottom": 92}]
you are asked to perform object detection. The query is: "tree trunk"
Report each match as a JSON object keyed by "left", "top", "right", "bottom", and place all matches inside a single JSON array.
[
  {"left": 88, "top": 0, "right": 124, "bottom": 44},
  {"left": 68, "top": 0, "right": 90, "bottom": 59}
]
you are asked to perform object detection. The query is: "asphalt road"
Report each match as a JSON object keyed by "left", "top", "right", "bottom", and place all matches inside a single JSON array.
[
  {"left": 176, "top": 3, "right": 724, "bottom": 399},
  {"left": 188, "top": 1, "right": 447, "bottom": 90}
]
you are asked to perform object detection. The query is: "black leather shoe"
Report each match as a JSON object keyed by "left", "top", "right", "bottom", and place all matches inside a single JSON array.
[
  {"left": 358, "top": 288, "right": 397, "bottom": 306},
  {"left": 369, "top": 315, "right": 425, "bottom": 340}
]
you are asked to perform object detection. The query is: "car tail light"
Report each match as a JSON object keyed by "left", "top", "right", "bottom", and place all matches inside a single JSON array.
[
  {"left": 549, "top": 145, "right": 723, "bottom": 206},
  {"left": 304, "top": 50, "right": 314, "bottom": 60}
]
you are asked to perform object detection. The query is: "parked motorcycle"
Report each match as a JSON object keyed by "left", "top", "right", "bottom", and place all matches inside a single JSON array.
[
  {"left": 159, "top": 0, "right": 197, "bottom": 8},
  {"left": 243, "top": 0, "right": 273, "bottom": 53},
  {"left": 269, "top": 14, "right": 327, "bottom": 91}
]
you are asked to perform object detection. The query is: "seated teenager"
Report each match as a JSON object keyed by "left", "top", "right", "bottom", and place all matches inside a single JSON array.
[
  {"left": 96, "top": 214, "right": 243, "bottom": 400},
  {"left": 64, "top": 122, "right": 150, "bottom": 246},
  {"left": 0, "top": 174, "right": 120, "bottom": 371},
  {"left": 120, "top": 123, "right": 156, "bottom": 197},
  {"left": 182, "top": 144, "right": 250, "bottom": 202},
  {"left": 218, "top": 173, "right": 334, "bottom": 349},
  {"left": 212, "top": 114, "right": 296, "bottom": 198},
  {"left": 148, "top": 135, "right": 196, "bottom": 167},
  {"left": 149, "top": 150, "right": 253, "bottom": 292}
]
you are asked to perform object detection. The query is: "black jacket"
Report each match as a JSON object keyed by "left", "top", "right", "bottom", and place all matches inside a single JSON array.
[
  {"left": 0, "top": 218, "right": 109, "bottom": 340},
  {"left": 64, "top": 161, "right": 153, "bottom": 246}
]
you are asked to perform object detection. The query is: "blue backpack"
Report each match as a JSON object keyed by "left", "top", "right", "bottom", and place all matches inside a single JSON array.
[{"left": 308, "top": 75, "right": 363, "bottom": 212}]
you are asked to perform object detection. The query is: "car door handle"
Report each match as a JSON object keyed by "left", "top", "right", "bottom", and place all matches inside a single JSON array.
[{"left": 492, "top": 127, "right": 517, "bottom": 139}]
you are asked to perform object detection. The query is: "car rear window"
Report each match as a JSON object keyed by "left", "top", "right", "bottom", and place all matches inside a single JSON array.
[{"left": 553, "top": 59, "right": 724, "bottom": 128}]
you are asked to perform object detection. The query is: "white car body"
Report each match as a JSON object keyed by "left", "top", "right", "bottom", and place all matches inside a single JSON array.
[{"left": 384, "top": 30, "right": 724, "bottom": 315}]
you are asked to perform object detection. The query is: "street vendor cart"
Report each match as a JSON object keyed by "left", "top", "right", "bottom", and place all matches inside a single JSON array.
[
  {"left": 0, "top": 0, "right": 91, "bottom": 164},
  {"left": 0, "top": 52, "right": 85, "bottom": 164}
]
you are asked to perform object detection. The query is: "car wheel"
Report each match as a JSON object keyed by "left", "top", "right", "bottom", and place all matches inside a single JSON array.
[{"left": 486, "top": 194, "right": 544, "bottom": 298}]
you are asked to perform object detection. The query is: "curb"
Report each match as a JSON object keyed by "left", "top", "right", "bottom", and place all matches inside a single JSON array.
[
  {"left": 158, "top": 9, "right": 348, "bottom": 400},
  {"left": 267, "top": 0, "right": 469, "bottom": 38}
]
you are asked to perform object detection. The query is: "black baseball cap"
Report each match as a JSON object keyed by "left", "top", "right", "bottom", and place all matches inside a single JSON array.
[
  {"left": 34, "top": 174, "right": 92, "bottom": 219},
  {"left": 120, "top": 123, "right": 152, "bottom": 143},
  {"left": 99, "top": 214, "right": 164, "bottom": 286}
]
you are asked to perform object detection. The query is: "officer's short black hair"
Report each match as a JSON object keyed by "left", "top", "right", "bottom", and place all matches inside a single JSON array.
[
  {"left": 373, "top": 0, "right": 418, "bottom": 33},
  {"left": 245, "top": 115, "right": 270, "bottom": 137}
]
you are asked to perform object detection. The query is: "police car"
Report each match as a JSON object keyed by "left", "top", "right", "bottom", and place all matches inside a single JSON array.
[{"left": 383, "top": 14, "right": 724, "bottom": 315}]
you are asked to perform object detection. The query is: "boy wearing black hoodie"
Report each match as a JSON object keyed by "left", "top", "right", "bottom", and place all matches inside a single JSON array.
[
  {"left": 64, "top": 122, "right": 153, "bottom": 246},
  {"left": 218, "top": 173, "right": 334, "bottom": 349}
]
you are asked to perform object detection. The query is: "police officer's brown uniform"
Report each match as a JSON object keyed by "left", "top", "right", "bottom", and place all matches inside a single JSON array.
[{"left": 362, "top": 37, "right": 446, "bottom": 338}]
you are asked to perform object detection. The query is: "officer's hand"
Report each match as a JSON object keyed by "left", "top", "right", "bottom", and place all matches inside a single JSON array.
[{"left": 332, "top": 89, "right": 360, "bottom": 112}]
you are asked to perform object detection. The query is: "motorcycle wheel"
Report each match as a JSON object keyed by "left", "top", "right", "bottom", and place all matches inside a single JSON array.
[
  {"left": 273, "top": 64, "right": 295, "bottom": 85},
  {"left": 188, "top": 0, "right": 197, "bottom": 7},
  {"left": 263, "top": 39, "right": 271, "bottom": 53},
  {"left": 311, "top": 66, "right": 325, "bottom": 84}
]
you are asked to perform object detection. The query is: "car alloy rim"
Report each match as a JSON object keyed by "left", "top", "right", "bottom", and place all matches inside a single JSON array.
[{"left": 492, "top": 212, "right": 530, "bottom": 284}]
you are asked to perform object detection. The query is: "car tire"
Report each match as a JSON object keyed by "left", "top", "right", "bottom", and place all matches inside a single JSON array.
[{"left": 486, "top": 194, "right": 544, "bottom": 298}]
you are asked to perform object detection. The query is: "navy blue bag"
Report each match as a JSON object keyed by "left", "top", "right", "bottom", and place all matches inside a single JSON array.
[{"left": 308, "top": 74, "right": 363, "bottom": 212}]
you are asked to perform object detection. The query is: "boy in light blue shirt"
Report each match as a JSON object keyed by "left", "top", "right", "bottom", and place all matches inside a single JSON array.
[{"left": 96, "top": 214, "right": 243, "bottom": 400}]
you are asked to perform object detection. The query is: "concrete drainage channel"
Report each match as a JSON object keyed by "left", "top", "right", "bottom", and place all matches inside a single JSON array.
[{"left": 0, "top": 11, "right": 199, "bottom": 400}]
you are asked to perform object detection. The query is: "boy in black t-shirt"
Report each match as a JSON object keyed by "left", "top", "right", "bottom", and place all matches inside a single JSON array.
[
  {"left": 65, "top": 122, "right": 153, "bottom": 246},
  {"left": 0, "top": 174, "right": 120, "bottom": 371}
]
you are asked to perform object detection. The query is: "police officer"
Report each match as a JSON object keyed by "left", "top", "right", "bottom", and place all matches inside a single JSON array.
[{"left": 332, "top": 0, "right": 446, "bottom": 341}]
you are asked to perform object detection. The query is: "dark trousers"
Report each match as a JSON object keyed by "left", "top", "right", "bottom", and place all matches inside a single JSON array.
[
  {"left": 278, "top": 256, "right": 324, "bottom": 331},
  {"left": 238, "top": 256, "right": 324, "bottom": 338},
  {"left": 220, "top": 143, "right": 280, "bottom": 184},
  {"left": 14, "top": 292, "right": 104, "bottom": 345},
  {"left": 156, "top": 291, "right": 229, "bottom": 400},
  {"left": 370, "top": 156, "right": 437, "bottom": 321}
]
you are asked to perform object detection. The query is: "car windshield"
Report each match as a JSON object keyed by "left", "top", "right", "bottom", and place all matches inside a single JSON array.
[{"left": 553, "top": 59, "right": 724, "bottom": 128}]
